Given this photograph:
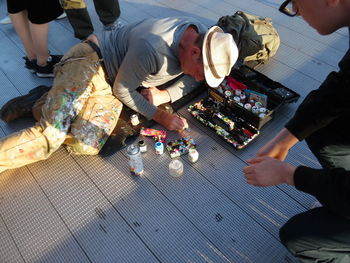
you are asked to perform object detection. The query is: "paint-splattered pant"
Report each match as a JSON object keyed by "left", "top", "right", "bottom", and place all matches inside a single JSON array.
[{"left": 0, "top": 42, "right": 122, "bottom": 173}]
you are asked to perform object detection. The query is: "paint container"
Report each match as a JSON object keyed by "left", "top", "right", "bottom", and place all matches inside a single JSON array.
[
  {"left": 169, "top": 160, "right": 184, "bottom": 177},
  {"left": 224, "top": 90, "right": 232, "bottom": 97},
  {"left": 188, "top": 148, "right": 199, "bottom": 163},
  {"left": 235, "top": 89, "right": 242, "bottom": 96},
  {"left": 239, "top": 93, "right": 246, "bottom": 102},
  {"left": 138, "top": 140, "right": 147, "bottom": 153},
  {"left": 259, "top": 107, "right": 267, "bottom": 113},
  {"left": 233, "top": 96, "right": 241, "bottom": 103},
  {"left": 126, "top": 144, "right": 144, "bottom": 176},
  {"left": 255, "top": 101, "right": 263, "bottom": 108},
  {"left": 130, "top": 114, "right": 140, "bottom": 126},
  {"left": 259, "top": 113, "right": 266, "bottom": 119},
  {"left": 154, "top": 141, "right": 164, "bottom": 155},
  {"left": 252, "top": 106, "right": 259, "bottom": 114},
  {"left": 244, "top": 103, "right": 252, "bottom": 111}
]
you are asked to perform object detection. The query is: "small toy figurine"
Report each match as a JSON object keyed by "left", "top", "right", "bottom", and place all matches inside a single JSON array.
[{"left": 140, "top": 127, "right": 167, "bottom": 143}]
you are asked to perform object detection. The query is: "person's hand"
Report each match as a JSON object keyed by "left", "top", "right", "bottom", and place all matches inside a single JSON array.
[
  {"left": 140, "top": 87, "right": 171, "bottom": 106},
  {"left": 153, "top": 109, "right": 188, "bottom": 131},
  {"left": 243, "top": 156, "right": 296, "bottom": 187},
  {"left": 256, "top": 128, "right": 299, "bottom": 161}
]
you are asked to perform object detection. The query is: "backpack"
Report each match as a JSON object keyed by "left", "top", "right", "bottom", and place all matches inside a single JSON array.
[{"left": 216, "top": 11, "right": 280, "bottom": 67}]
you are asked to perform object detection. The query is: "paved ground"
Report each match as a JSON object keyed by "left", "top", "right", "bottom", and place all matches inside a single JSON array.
[{"left": 0, "top": 0, "right": 348, "bottom": 262}]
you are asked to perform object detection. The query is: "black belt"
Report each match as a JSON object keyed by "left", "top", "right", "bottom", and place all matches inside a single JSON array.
[
  {"left": 85, "top": 39, "right": 111, "bottom": 85},
  {"left": 86, "top": 39, "right": 103, "bottom": 59}
]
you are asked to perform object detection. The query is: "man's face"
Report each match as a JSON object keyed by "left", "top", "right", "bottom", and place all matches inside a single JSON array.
[
  {"left": 181, "top": 46, "right": 205, "bottom": 82},
  {"left": 291, "top": 0, "right": 343, "bottom": 35}
]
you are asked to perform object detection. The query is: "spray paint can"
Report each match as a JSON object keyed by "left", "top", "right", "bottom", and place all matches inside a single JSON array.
[{"left": 126, "top": 144, "right": 144, "bottom": 176}]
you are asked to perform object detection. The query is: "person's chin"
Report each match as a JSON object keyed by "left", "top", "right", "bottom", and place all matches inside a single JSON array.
[
  {"left": 317, "top": 28, "right": 336, "bottom": 35},
  {"left": 314, "top": 24, "right": 337, "bottom": 35}
]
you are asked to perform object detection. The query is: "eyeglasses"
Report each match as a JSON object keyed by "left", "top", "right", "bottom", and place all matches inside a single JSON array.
[{"left": 279, "top": 0, "right": 298, "bottom": 17}]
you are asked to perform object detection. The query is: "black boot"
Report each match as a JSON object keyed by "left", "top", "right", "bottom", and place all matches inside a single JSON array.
[{"left": 0, "top": 85, "right": 51, "bottom": 123}]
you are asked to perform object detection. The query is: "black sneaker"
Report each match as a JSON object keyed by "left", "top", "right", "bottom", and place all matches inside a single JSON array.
[
  {"left": 35, "top": 55, "right": 63, "bottom": 78},
  {"left": 23, "top": 56, "right": 37, "bottom": 73}
]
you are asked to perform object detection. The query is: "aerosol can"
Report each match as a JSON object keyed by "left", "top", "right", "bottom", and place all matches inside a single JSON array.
[{"left": 126, "top": 144, "right": 144, "bottom": 176}]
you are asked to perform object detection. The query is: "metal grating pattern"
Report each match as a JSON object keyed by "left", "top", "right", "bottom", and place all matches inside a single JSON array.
[
  {"left": 28, "top": 148, "right": 158, "bottom": 263},
  {"left": 0, "top": 215, "right": 24, "bottom": 263},
  {"left": 0, "top": 167, "right": 87, "bottom": 262},
  {"left": 74, "top": 152, "right": 241, "bottom": 262},
  {"left": 165, "top": 121, "right": 306, "bottom": 236},
  {"left": 130, "top": 128, "right": 295, "bottom": 262}
]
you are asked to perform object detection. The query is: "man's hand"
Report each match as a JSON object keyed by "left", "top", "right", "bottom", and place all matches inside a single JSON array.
[
  {"left": 153, "top": 109, "right": 188, "bottom": 131},
  {"left": 140, "top": 87, "right": 171, "bottom": 106},
  {"left": 256, "top": 128, "right": 299, "bottom": 161},
  {"left": 243, "top": 156, "right": 296, "bottom": 187}
]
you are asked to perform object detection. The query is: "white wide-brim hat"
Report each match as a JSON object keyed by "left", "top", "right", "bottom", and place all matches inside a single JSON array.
[{"left": 202, "top": 26, "right": 238, "bottom": 88}]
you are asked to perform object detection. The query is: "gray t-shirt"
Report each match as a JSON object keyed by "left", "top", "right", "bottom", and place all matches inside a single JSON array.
[{"left": 97, "top": 17, "right": 207, "bottom": 119}]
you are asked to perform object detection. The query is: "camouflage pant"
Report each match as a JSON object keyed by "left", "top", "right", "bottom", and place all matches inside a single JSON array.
[{"left": 0, "top": 42, "right": 122, "bottom": 173}]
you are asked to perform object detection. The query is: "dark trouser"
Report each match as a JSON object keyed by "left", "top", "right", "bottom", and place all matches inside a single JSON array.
[
  {"left": 281, "top": 117, "right": 350, "bottom": 262},
  {"left": 305, "top": 117, "right": 350, "bottom": 170},
  {"left": 63, "top": 0, "right": 120, "bottom": 40},
  {"left": 280, "top": 208, "right": 350, "bottom": 263}
]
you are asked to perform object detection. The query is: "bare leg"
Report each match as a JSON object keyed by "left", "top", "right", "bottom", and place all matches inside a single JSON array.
[
  {"left": 9, "top": 11, "right": 50, "bottom": 65},
  {"left": 28, "top": 21, "right": 50, "bottom": 66},
  {"left": 9, "top": 11, "right": 36, "bottom": 60}
]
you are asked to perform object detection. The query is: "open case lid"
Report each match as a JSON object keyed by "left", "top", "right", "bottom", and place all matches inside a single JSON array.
[{"left": 232, "top": 65, "right": 300, "bottom": 104}]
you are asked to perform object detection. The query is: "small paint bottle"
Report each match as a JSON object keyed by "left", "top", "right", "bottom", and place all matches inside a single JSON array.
[
  {"left": 169, "top": 160, "right": 184, "bottom": 177},
  {"left": 154, "top": 141, "right": 164, "bottom": 155},
  {"left": 224, "top": 90, "right": 232, "bottom": 97},
  {"left": 233, "top": 96, "right": 241, "bottom": 103},
  {"left": 188, "top": 148, "right": 199, "bottom": 163},
  {"left": 259, "top": 113, "right": 266, "bottom": 119},
  {"left": 239, "top": 93, "right": 246, "bottom": 102},
  {"left": 138, "top": 140, "right": 147, "bottom": 153},
  {"left": 259, "top": 107, "right": 267, "bottom": 113},
  {"left": 255, "top": 101, "right": 263, "bottom": 108},
  {"left": 130, "top": 114, "right": 140, "bottom": 126},
  {"left": 244, "top": 103, "right": 252, "bottom": 111},
  {"left": 252, "top": 106, "right": 259, "bottom": 114}
]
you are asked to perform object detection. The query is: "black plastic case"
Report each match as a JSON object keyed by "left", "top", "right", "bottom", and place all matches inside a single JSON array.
[{"left": 188, "top": 65, "right": 300, "bottom": 149}]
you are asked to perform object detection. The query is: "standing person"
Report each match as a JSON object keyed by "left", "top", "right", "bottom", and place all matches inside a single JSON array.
[
  {"left": 8, "top": 0, "right": 64, "bottom": 77},
  {"left": 243, "top": 0, "right": 350, "bottom": 262},
  {"left": 0, "top": 16, "right": 238, "bottom": 173},
  {"left": 1, "top": 13, "right": 67, "bottom": 25},
  {"left": 62, "top": 0, "right": 121, "bottom": 40}
]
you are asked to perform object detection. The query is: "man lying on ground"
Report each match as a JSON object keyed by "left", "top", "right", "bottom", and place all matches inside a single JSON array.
[{"left": 0, "top": 16, "right": 238, "bottom": 173}]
